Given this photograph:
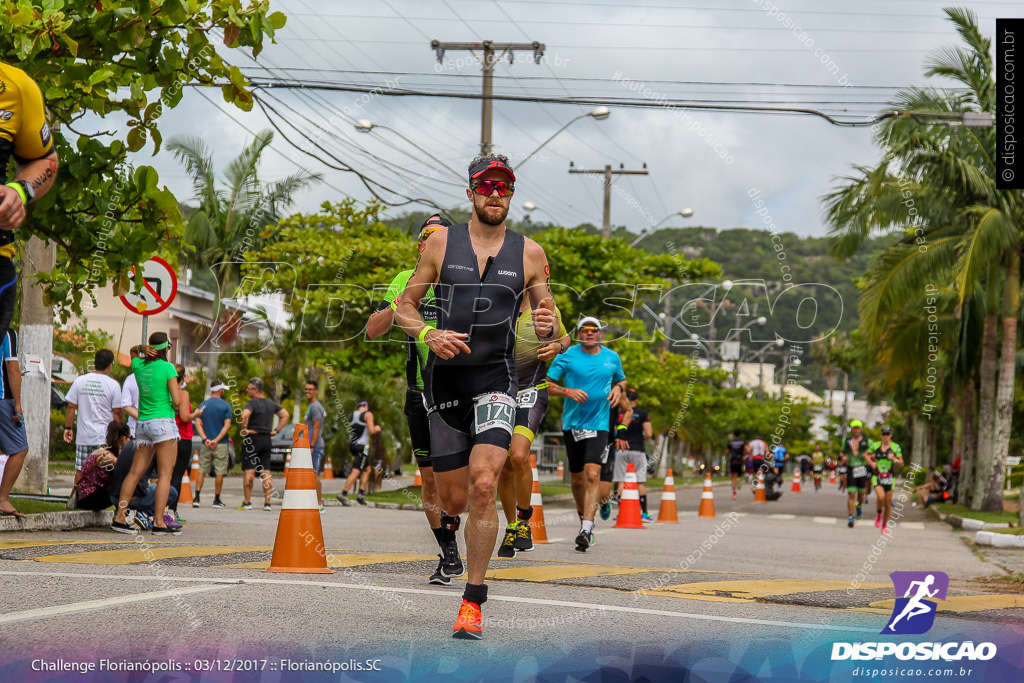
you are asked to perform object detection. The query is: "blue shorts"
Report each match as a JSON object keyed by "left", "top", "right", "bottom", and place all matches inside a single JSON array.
[
  {"left": 0, "top": 399, "right": 27, "bottom": 455},
  {"left": 135, "top": 418, "right": 178, "bottom": 446},
  {"left": 311, "top": 445, "right": 325, "bottom": 473}
]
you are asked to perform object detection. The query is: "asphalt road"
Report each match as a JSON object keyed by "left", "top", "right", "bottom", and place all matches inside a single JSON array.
[{"left": 0, "top": 473, "right": 1021, "bottom": 682}]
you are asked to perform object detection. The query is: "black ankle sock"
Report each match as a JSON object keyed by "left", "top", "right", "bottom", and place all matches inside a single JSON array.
[
  {"left": 517, "top": 506, "right": 533, "bottom": 522},
  {"left": 463, "top": 582, "right": 488, "bottom": 606},
  {"left": 639, "top": 495, "right": 648, "bottom": 514},
  {"left": 358, "top": 488, "right": 365, "bottom": 496}
]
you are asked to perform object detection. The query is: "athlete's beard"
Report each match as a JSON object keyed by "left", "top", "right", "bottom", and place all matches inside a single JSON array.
[{"left": 474, "top": 197, "right": 509, "bottom": 225}]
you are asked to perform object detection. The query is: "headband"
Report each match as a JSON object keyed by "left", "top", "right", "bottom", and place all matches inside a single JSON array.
[{"left": 151, "top": 341, "right": 169, "bottom": 350}]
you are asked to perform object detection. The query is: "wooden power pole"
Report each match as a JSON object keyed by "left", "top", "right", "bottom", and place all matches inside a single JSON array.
[{"left": 568, "top": 162, "right": 649, "bottom": 238}]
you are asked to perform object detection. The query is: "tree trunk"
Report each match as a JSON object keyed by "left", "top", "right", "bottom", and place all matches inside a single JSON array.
[
  {"left": 960, "top": 377, "right": 977, "bottom": 505},
  {"left": 971, "top": 314, "right": 999, "bottom": 511},
  {"left": 841, "top": 372, "right": 849, "bottom": 441},
  {"left": 911, "top": 415, "right": 927, "bottom": 473},
  {"left": 985, "top": 254, "right": 1020, "bottom": 511},
  {"left": 17, "top": 237, "right": 54, "bottom": 494}
]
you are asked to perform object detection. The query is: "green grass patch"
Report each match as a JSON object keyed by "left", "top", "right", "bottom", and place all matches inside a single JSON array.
[
  {"left": 363, "top": 485, "right": 423, "bottom": 505},
  {"left": 9, "top": 496, "right": 68, "bottom": 514},
  {"left": 933, "top": 502, "right": 1020, "bottom": 525}
]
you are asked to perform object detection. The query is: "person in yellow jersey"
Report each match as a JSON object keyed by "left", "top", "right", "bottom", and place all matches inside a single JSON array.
[
  {"left": 496, "top": 301, "right": 568, "bottom": 558},
  {"left": 0, "top": 62, "right": 60, "bottom": 344}
]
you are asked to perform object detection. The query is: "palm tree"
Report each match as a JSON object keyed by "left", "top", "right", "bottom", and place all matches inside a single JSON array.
[
  {"left": 168, "top": 130, "right": 321, "bottom": 390},
  {"left": 823, "top": 8, "right": 1020, "bottom": 511}
]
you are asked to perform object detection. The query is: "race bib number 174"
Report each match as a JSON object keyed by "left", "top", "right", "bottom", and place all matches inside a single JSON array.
[{"left": 472, "top": 393, "right": 516, "bottom": 436}]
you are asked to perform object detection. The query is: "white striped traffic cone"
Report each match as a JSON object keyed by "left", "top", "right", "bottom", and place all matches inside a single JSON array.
[
  {"left": 698, "top": 472, "right": 716, "bottom": 518},
  {"left": 528, "top": 453, "right": 549, "bottom": 543},
  {"left": 657, "top": 468, "right": 679, "bottom": 523}
]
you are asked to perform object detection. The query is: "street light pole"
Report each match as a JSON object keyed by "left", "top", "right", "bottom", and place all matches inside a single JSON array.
[
  {"left": 519, "top": 106, "right": 610, "bottom": 169},
  {"left": 630, "top": 208, "right": 695, "bottom": 247},
  {"left": 354, "top": 120, "right": 464, "bottom": 181}
]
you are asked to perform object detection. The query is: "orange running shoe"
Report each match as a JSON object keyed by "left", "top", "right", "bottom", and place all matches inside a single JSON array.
[{"left": 452, "top": 599, "right": 482, "bottom": 640}]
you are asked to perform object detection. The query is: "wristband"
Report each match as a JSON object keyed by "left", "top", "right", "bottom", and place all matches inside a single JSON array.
[
  {"left": 417, "top": 325, "right": 435, "bottom": 342},
  {"left": 64, "top": 425, "right": 73, "bottom": 430},
  {"left": 617, "top": 424, "right": 628, "bottom": 431},
  {"left": 6, "top": 182, "right": 27, "bottom": 205}
]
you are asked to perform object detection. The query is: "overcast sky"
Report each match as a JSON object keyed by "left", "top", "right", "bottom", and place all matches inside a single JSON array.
[{"left": 122, "top": 0, "right": 1012, "bottom": 239}]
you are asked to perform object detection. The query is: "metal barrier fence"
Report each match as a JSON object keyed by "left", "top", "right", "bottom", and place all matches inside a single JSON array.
[{"left": 533, "top": 432, "right": 565, "bottom": 474}]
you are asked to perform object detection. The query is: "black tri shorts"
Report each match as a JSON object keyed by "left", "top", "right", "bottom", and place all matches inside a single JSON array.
[
  {"left": 514, "top": 385, "right": 549, "bottom": 442},
  {"left": 563, "top": 429, "right": 610, "bottom": 475},
  {"left": 404, "top": 389, "right": 432, "bottom": 468},
  {"left": 242, "top": 434, "right": 271, "bottom": 472},
  {"left": 423, "top": 363, "right": 517, "bottom": 473}
]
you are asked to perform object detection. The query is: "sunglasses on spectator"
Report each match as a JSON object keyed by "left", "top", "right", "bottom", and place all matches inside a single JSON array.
[
  {"left": 470, "top": 180, "right": 515, "bottom": 197},
  {"left": 579, "top": 326, "right": 600, "bottom": 333}
]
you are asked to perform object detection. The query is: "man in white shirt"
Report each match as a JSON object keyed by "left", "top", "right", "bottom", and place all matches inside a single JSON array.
[
  {"left": 120, "top": 373, "right": 139, "bottom": 437},
  {"left": 64, "top": 349, "right": 123, "bottom": 485}
]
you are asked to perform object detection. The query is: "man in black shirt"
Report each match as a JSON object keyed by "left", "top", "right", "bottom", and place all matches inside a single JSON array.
[
  {"left": 726, "top": 430, "right": 748, "bottom": 500},
  {"left": 239, "top": 377, "right": 289, "bottom": 511}
]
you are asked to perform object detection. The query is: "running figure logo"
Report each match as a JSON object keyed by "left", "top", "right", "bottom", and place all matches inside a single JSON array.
[{"left": 882, "top": 571, "right": 949, "bottom": 635}]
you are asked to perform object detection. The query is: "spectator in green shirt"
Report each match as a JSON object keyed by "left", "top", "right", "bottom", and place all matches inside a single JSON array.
[{"left": 110, "top": 332, "right": 200, "bottom": 535}]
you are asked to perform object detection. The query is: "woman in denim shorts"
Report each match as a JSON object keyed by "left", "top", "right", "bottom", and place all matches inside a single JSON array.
[{"left": 111, "top": 332, "right": 201, "bottom": 535}]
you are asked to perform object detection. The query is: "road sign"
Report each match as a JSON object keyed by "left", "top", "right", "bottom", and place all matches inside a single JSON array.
[{"left": 119, "top": 256, "right": 178, "bottom": 316}]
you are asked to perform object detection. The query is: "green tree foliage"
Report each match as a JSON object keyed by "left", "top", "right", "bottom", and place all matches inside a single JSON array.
[{"left": 3, "top": 0, "right": 286, "bottom": 318}]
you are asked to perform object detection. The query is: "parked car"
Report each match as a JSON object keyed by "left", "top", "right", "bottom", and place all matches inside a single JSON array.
[
  {"left": 190, "top": 434, "right": 236, "bottom": 472},
  {"left": 269, "top": 423, "right": 295, "bottom": 472}
]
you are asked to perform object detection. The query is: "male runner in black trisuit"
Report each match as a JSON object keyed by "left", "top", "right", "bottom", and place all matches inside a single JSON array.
[
  {"left": 727, "top": 430, "right": 748, "bottom": 499},
  {"left": 396, "top": 154, "right": 556, "bottom": 640}
]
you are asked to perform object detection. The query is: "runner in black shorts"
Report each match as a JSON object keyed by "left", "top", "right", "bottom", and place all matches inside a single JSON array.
[
  {"left": 726, "top": 430, "right": 747, "bottom": 499},
  {"left": 239, "top": 378, "right": 288, "bottom": 511},
  {"left": 600, "top": 396, "right": 632, "bottom": 523},
  {"left": 395, "top": 154, "right": 557, "bottom": 640}
]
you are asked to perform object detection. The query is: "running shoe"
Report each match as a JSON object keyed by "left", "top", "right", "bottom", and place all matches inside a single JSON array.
[
  {"left": 732, "top": 491, "right": 738, "bottom": 499},
  {"left": 574, "top": 530, "right": 590, "bottom": 553},
  {"left": 319, "top": 504, "right": 325, "bottom": 514},
  {"left": 110, "top": 520, "right": 136, "bottom": 534},
  {"left": 429, "top": 555, "right": 451, "bottom": 586},
  {"left": 163, "top": 514, "right": 183, "bottom": 531},
  {"left": 212, "top": 497, "right": 226, "bottom": 509},
  {"left": 172, "top": 510, "right": 186, "bottom": 524},
  {"left": 599, "top": 501, "right": 611, "bottom": 520},
  {"left": 132, "top": 511, "right": 152, "bottom": 531},
  {"left": 882, "top": 524, "right": 890, "bottom": 534},
  {"left": 356, "top": 495, "right": 367, "bottom": 506},
  {"left": 514, "top": 520, "right": 534, "bottom": 552},
  {"left": 589, "top": 531, "right": 596, "bottom": 547},
  {"left": 856, "top": 506, "right": 862, "bottom": 519},
  {"left": 236, "top": 502, "right": 253, "bottom": 510},
  {"left": 440, "top": 539, "right": 465, "bottom": 578},
  {"left": 336, "top": 493, "right": 351, "bottom": 507},
  {"left": 641, "top": 512, "right": 652, "bottom": 522},
  {"left": 452, "top": 600, "right": 482, "bottom": 640},
  {"left": 192, "top": 492, "right": 201, "bottom": 508},
  {"left": 875, "top": 513, "right": 883, "bottom": 528},
  {"left": 152, "top": 524, "right": 181, "bottom": 536},
  {"left": 848, "top": 516, "right": 855, "bottom": 528},
  {"left": 497, "top": 524, "right": 517, "bottom": 558},
  {"left": 263, "top": 502, "right": 273, "bottom": 511}
]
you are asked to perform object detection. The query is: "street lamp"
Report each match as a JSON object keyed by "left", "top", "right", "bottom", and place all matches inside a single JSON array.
[
  {"left": 354, "top": 119, "right": 464, "bottom": 181},
  {"left": 522, "top": 201, "right": 558, "bottom": 222},
  {"left": 518, "top": 106, "right": 611, "bottom": 169},
  {"left": 630, "top": 208, "right": 694, "bottom": 247}
]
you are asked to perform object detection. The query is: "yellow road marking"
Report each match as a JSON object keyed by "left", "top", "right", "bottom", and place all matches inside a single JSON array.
[
  {"left": 643, "top": 580, "right": 891, "bottom": 603},
  {"left": 215, "top": 552, "right": 436, "bottom": 570},
  {"left": 868, "top": 595, "right": 1024, "bottom": 613},
  {"left": 0, "top": 540, "right": 135, "bottom": 550},
  {"left": 33, "top": 546, "right": 268, "bottom": 565},
  {"left": 486, "top": 564, "right": 674, "bottom": 582}
]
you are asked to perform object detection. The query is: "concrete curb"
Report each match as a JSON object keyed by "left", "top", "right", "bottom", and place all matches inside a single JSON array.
[
  {"left": 0, "top": 509, "right": 113, "bottom": 532},
  {"left": 975, "top": 530, "right": 1024, "bottom": 548},
  {"left": 944, "top": 514, "right": 1014, "bottom": 531}
]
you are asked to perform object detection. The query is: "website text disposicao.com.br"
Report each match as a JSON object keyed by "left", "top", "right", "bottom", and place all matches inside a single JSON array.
[{"left": 851, "top": 665, "right": 978, "bottom": 678}]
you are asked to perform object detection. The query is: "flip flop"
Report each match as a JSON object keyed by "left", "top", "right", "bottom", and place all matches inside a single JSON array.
[{"left": 0, "top": 509, "right": 26, "bottom": 519}]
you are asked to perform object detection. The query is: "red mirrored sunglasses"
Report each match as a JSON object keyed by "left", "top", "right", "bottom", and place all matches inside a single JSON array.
[{"left": 470, "top": 180, "right": 515, "bottom": 197}]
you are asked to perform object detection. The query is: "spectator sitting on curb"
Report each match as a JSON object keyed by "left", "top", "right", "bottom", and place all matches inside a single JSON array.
[
  {"left": 107, "top": 426, "right": 180, "bottom": 531},
  {"left": 70, "top": 421, "right": 128, "bottom": 511}
]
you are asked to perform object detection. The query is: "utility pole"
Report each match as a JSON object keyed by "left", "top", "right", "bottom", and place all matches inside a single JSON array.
[
  {"left": 568, "top": 162, "right": 649, "bottom": 238},
  {"left": 19, "top": 236, "right": 54, "bottom": 494},
  {"left": 431, "top": 40, "right": 545, "bottom": 155}
]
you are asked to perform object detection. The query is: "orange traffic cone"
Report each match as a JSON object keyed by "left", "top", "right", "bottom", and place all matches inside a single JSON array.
[
  {"left": 189, "top": 449, "right": 200, "bottom": 482},
  {"left": 283, "top": 450, "right": 292, "bottom": 477},
  {"left": 528, "top": 453, "right": 549, "bottom": 543},
  {"left": 178, "top": 471, "right": 193, "bottom": 505},
  {"left": 614, "top": 464, "right": 645, "bottom": 529},
  {"left": 556, "top": 458, "right": 564, "bottom": 480},
  {"left": 829, "top": 469, "right": 836, "bottom": 484},
  {"left": 656, "top": 468, "right": 679, "bottom": 523},
  {"left": 697, "top": 471, "right": 716, "bottom": 518},
  {"left": 322, "top": 457, "right": 335, "bottom": 480},
  {"left": 266, "top": 424, "right": 332, "bottom": 574},
  {"left": 791, "top": 470, "right": 802, "bottom": 493},
  {"left": 753, "top": 470, "right": 767, "bottom": 503},
  {"left": 413, "top": 468, "right": 422, "bottom": 487}
]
